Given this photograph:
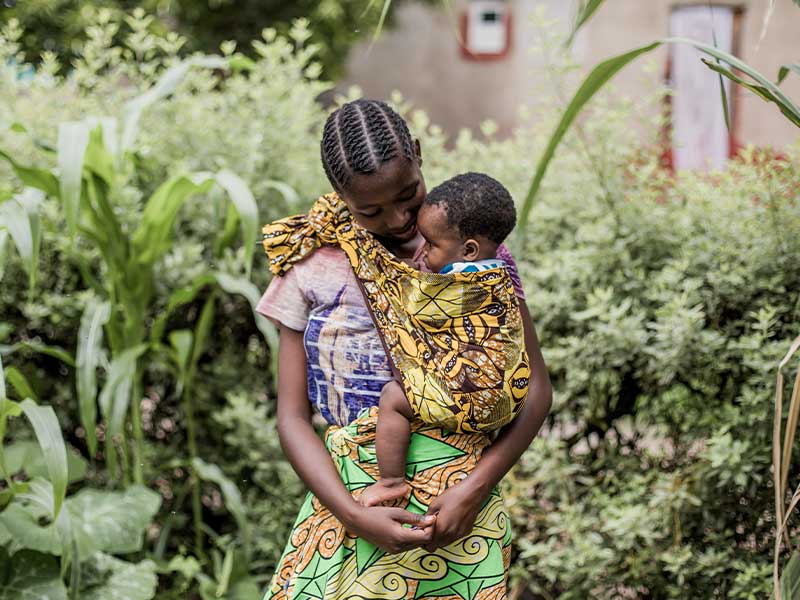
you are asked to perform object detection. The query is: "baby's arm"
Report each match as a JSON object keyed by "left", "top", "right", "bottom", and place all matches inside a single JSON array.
[
  {"left": 275, "top": 325, "right": 435, "bottom": 551},
  {"left": 359, "top": 380, "right": 414, "bottom": 507}
]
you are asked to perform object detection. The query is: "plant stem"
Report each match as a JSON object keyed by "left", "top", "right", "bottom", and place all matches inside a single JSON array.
[
  {"left": 184, "top": 383, "right": 204, "bottom": 560},
  {"left": 130, "top": 374, "right": 144, "bottom": 485}
]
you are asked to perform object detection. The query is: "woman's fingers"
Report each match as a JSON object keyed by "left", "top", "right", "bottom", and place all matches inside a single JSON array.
[{"left": 390, "top": 508, "right": 436, "bottom": 528}]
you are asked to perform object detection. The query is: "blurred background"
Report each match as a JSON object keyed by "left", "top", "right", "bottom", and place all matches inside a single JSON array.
[{"left": 1, "top": 1, "right": 800, "bottom": 599}]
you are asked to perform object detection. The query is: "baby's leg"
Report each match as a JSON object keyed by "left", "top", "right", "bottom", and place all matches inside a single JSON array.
[{"left": 359, "top": 380, "right": 414, "bottom": 507}]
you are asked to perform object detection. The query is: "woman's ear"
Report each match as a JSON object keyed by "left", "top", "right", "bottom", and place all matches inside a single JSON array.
[
  {"left": 415, "top": 139, "right": 423, "bottom": 166},
  {"left": 463, "top": 239, "right": 480, "bottom": 261}
]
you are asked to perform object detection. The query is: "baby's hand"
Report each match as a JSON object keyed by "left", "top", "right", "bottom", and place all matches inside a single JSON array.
[{"left": 359, "top": 479, "right": 410, "bottom": 507}]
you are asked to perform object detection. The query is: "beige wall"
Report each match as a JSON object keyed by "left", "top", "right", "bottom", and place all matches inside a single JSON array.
[{"left": 342, "top": 0, "right": 800, "bottom": 148}]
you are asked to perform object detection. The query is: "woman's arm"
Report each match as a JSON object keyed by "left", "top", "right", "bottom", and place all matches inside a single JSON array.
[
  {"left": 424, "top": 303, "right": 552, "bottom": 549},
  {"left": 275, "top": 324, "right": 436, "bottom": 553}
]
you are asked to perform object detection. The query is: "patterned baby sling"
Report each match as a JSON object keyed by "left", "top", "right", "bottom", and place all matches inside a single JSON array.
[{"left": 262, "top": 193, "right": 530, "bottom": 434}]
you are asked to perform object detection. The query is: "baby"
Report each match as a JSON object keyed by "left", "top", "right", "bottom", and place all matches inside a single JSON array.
[{"left": 360, "top": 172, "right": 518, "bottom": 507}]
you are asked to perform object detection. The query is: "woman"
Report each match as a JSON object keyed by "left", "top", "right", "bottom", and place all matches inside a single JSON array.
[{"left": 258, "top": 99, "right": 552, "bottom": 599}]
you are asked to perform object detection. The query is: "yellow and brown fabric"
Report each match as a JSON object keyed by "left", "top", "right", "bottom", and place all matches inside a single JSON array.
[{"left": 262, "top": 193, "right": 530, "bottom": 434}]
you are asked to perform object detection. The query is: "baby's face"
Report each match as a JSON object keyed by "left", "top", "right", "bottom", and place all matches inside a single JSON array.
[{"left": 416, "top": 203, "right": 467, "bottom": 273}]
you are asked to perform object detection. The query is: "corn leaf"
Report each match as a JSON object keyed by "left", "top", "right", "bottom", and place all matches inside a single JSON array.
[
  {"left": 703, "top": 60, "right": 800, "bottom": 127},
  {"left": 566, "top": 0, "right": 607, "bottom": 48},
  {"left": 213, "top": 272, "right": 279, "bottom": 381},
  {"left": 19, "top": 399, "right": 68, "bottom": 519},
  {"left": 215, "top": 170, "right": 258, "bottom": 278},
  {"left": 57, "top": 121, "right": 90, "bottom": 235},
  {"left": 373, "top": 0, "right": 393, "bottom": 42},
  {"left": 778, "top": 63, "right": 800, "bottom": 85},
  {"left": 131, "top": 174, "right": 215, "bottom": 266},
  {"left": 0, "top": 149, "right": 60, "bottom": 198},
  {"left": 519, "top": 41, "right": 660, "bottom": 229},
  {"left": 149, "top": 274, "right": 217, "bottom": 344},
  {"left": 0, "top": 189, "right": 44, "bottom": 292},
  {"left": 168, "top": 330, "right": 193, "bottom": 393},
  {"left": 0, "top": 230, "right": 7, "bottom": 282},
  {"left": 76, "top": 299, "right": 111, "bottom": 456},
  {"left": 98, "top": 344, "right": 148, "bottom": 438},
  {"left": 4, "top": 366, "right": 37, "bottom": 403},
  {"left": 192, "top": 458, "right": 250, "bottom": 558},
  {"left": 519, "top": 37, "right": 800, "bottom": 228},
  {"left": 780, "top": 552, "right": 800, "bottom": 600},
  {"left": 0, "top": 341, "right": 76, "bottom": 368}
]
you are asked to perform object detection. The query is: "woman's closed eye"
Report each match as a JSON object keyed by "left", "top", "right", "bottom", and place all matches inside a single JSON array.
[{"left": 359, "top": 208, "right": 381, "bottom": 218}]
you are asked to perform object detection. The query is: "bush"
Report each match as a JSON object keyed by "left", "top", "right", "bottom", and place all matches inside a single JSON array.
[{"left": 2, "top": 9, "right": 799, "bottom": 599}]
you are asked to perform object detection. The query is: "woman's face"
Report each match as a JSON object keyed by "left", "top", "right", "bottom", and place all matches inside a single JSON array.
[{"left": 340, "top": 145, "right": 426, "bottom": 244}]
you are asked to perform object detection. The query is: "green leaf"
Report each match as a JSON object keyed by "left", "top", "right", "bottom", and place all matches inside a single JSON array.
[
  {"left": 162, "top": 555, "right": 201, "bottom": 580},
  {"left": 263, "top": 180, "right": 300, "bottom": 207},
  {"left": 76, "top": 298, "right": 110, "bottom": 456},
  {"left": 19, "top": 479, "right": 75, "bottom": 569},
  {"left": 168, "top": 330, "right": 193, "bottom": 393},
  {"left": 0, "top": 230, "right": 7, "bottom": 282},
  {"left": 519, "top": 41, "right": 660, "bottom": 229},
  {"left": 190, "top": 294, "right": 217, "bottom": 379},
  {"left": 780, "top": 551, "right": 800, "bottom": 600},
  {"left": 149, "top": 274, "right": 217, "bottom": 344},
  {"left": 372, "top": 0, "right": 392, "bottom": 42},
  {"left": 131, "top": 174, "right": 215, "bottom": 266},
  {"left": 778, "top": 63, "right": 800, "bottom": 85},
  {"left": 83, "top": 125, "right": 116, "bottom": 187},
  {"left": 0, "top": 503, "right": 61, "bottom": 555},
  {"left": 702, "top": 60, "right": 800, "bottom": 127},
  {"left": 66, "top": 485, "right": 160, "bottom": 560},
  {"left": 0, "top": 189, "right": 44, "bottom": 291},
  {"left": 0, "top": 150, "right": 60, "bottom": 198},
  {"left": 518, "top": 37, "right": 800, "bottom": 228},
  {"left": 98, "top": 344, "right": 148, "bottom": 438},
  {"left": 709, "top": 20, "right": 730, "bottom": 132},
  {"left": 215, "top": 170, "right": 258, "bottom": 278},
  {"left": 57, "top": 121, "right": 90, "bottom": 235},
  {"left": 4, "top": 366, "right": 37, "bottom": 402},
  {"left": 192, "top": 458, "right": 250, "bottom": 556},
  {"left": 20, "top": 399, "right": 68, "bottom": 519},
  {"left": 670, "top": 36, "right": 800, "bottom": 123},
  {"left": 0, "top": 341, "right": 76, "bottom": 368},
  {"left": 566, "top": 0, "right": 607, "bottom": 47},
  {"left": 5, "top": 441, "right": 87, "bottom": 484},
  {"left": 0, "top": 548, "right": 68, "bottom": 600},
  {"left": 213, "top": 273, "right": 279, "bottom": 380},
  {"left": 80, "top": 553, "right": 158, "bottom": 600}
]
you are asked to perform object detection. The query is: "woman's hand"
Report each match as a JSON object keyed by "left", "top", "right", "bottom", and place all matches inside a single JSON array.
[
  {"left": 422, "top": 481, "right": 483, "bottom": 551},
  {"left": 345, "top": 504, "right": 436, "bottom": 554}
]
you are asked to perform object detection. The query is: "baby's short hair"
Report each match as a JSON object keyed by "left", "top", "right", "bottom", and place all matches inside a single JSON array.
[{"left": 424, "top": 172, "right": 516, "bottom": 244}]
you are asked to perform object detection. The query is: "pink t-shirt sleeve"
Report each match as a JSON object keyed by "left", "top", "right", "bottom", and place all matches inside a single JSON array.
[
  {"left": 256, "top": 267, "right": 311, "bottom": 332},
  {"left": 496, "top": 243, "right": 526, "bottom": 301}
]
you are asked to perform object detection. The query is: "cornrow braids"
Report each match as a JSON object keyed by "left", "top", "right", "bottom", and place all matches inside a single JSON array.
[{"left": 321, "top": 99, "right": 416, "bottom": 191}]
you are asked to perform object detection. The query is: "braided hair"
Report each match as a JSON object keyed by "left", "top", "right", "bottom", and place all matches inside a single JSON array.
[{"left": 321, "top": 99, "right": 416, "bottom": 192}]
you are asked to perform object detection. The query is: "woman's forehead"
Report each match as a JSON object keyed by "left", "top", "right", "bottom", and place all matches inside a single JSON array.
[{"left": 346, "top": 157, "right": 418, "bottom": 207}]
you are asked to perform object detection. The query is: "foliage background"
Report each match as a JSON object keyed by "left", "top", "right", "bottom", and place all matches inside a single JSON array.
[{"left": 1, "top": 7, "right": 799, "bottom": 599}]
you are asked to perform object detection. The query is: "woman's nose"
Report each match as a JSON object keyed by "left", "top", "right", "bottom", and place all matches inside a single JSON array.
[{"left": 390, "top": 210, "right": 410, "bottom": 230}]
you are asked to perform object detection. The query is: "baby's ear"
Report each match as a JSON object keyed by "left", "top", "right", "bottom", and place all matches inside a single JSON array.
[{"left": 463, "top": 239, "right": 480, "bottom": 261}]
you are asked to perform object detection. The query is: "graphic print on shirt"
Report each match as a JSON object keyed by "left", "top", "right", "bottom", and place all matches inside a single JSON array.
[{"left": 303, "top": 280, "right": 392, "bottom": 426}]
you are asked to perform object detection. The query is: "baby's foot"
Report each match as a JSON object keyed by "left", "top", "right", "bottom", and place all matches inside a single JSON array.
[{"left": 359, "top": 478, "right": 410, "bottom": 507}]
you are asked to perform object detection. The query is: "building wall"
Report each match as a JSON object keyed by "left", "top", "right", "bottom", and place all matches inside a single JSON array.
[{"left": 342, "top": 0, "right": 800, "bottom": 148}]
